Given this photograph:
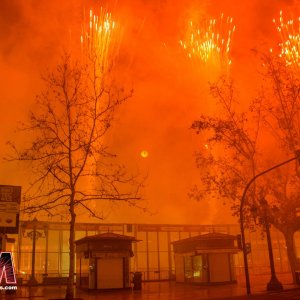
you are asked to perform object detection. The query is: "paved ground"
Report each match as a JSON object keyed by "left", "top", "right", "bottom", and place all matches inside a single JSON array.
[
  {"left": 211, "top": 290, "right": 300, "bottom": 299},
  {"left": 2, "top": 274, "right": 300, "bottom": 300}
]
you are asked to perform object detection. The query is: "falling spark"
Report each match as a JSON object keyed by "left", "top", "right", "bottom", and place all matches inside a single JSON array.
[
  {"left": 179, "top": 14, "right": 235, "bottom": 67},
  {"left": 273, "top": 11, "right": 300, "bottom": 67},
  {"left": 80, "top": 7, "right": 119, "bottom": 72}
]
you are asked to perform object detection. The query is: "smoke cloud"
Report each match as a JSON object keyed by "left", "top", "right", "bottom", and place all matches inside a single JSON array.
[{"left": 0, "top": 0, "right": 297, "bottom": 224}]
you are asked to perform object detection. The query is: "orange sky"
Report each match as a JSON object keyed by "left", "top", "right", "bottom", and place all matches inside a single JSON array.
[{"left": 0, "top": 0, "right": 298, "bottom": 225}]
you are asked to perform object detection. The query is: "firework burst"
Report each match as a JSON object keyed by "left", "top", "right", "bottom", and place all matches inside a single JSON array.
[
  {"left": 180, "top": 14, "right": 235, "bottom": 67},
  {"left": 81, "top": 8, "right": 119, "bottom": 72},
  {"left": 273, "top": 11, "right": 300, "bottom": 67}
]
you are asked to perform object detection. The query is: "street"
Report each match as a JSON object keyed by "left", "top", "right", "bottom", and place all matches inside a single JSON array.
[{"left": 2, "top": 281, "right": 300, "bottom": 300}]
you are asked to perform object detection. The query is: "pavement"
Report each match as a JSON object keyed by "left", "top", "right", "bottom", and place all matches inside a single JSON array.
[{"left": 2, "top": 274, "right": 300, "bottom": 300}]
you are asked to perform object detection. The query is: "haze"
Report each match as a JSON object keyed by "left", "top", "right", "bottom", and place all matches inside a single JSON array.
[{"left": 0, "top": 0, "right": 297, "bottom": 224}]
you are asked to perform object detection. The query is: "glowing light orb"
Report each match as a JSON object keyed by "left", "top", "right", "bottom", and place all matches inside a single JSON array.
[{"left": 140, "top": 150, "right": 149, "bottom": 158}]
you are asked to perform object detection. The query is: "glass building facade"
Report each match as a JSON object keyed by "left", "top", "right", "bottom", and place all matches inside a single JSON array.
[{"left": 6, "top": 221, "right": 297, "bottom": 283}]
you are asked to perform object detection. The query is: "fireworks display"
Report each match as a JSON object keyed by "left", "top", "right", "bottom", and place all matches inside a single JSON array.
[
  {"left": 273, "top": 11, "right": 300, "bottom": 66},
  {"left": 179, "top": 14, "right": 235, "bottom": 67},
  {"left": 80, "top": 8, "right": 119, "bottom": 72}
]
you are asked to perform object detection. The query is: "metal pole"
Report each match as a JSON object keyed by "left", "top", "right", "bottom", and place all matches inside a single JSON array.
[
  {"left": 28, "top": 218, "right": 38, "bottom": 285},
  {"left": 31, "top": 228, "right": 36, "bottom": 280},
  {"left": 265, "top": 223, "right": 283, "bottom": 291},
  {"left": 44, "top": 227, "right": 48, "bottom": 277},
  {"left": 240, "top": 154, "right": 299, "bottom": 295},
  {"left": 240, "top": 181, "right": 253, "bottom": 295}
]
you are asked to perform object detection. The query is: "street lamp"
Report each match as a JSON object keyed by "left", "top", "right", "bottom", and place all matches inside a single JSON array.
[
  {"left": 240, "top": 151, "right": 300, "bottom": 295},
  {"left": 22, "top": 218, "right": 46, "bottom": 285},
  {"left": 260, "top": 197, "right": 283, "bottom": 291}
]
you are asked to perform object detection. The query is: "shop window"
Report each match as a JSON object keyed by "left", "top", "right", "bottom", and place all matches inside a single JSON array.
[
  {"left": 158, "top": 232, "right": 168, "bottom": 251},
  {"left": 148, "top": 251, "right": 158, "bottom": 270},
  {"left": 159, "top": 251, "right": 169, "bottom": 269},
  {"left": 19, "top": 252, "right": 32, "bottom": 275},
  {"left": 137, "top": 232, "right": 146, "bottom": 252},
  {"left": 62, "top": 231, "right": 70, "bottom": 253},
  {"left": 47, "top": 230, "right": 59, "bottom": 252},
  {"left": 61, "top": 252, "right": 70, "bottom": 275},
  {"left": 34, "top": 252, "right": 46, "bottom": 272},
  {"left": 147, "top": 232, "right": 158, "bottom": 252},
  {"left": 47, "top": 252, "right": 59, "bottom": 274},
  {"left": 137, "top": 252, "right": 147, "bottom": 270}
]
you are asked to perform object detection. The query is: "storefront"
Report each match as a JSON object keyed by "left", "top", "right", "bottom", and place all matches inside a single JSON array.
[
  {"left": 75, "top": 232, "right": 138, "bottom": 289},
  {"left": 8, "top": 221, "right": 293, "bottom": 284},
  {"left": 173, "top": 232, "right": 239, "bottom": 284}
]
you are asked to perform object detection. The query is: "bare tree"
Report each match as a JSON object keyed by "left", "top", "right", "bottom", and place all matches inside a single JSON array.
[
  {"left": 258, "top": 52, "right": 300, "bottom": 161},
  {"left": 6, "top": 51, "right": 142, "bottom": 298},
  {"left": 191, "top": 77, "right": 260, "bottom": 223},
  {"left": 254, "top": 170, "right": 300, "bottom": 283},
  {"left": 191, "top": 71, "right": 300, "bottom": 283},
  {"left": 255, "top": 52, "right": 300, "bottom": 281}
]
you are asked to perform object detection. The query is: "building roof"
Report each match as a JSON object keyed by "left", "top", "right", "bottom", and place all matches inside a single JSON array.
[
  {"left": 75, "top": 232, "right": 139, "bottom": 244},
  {"left": 172, "top": 232, "right": 236, "bottom": 245}
]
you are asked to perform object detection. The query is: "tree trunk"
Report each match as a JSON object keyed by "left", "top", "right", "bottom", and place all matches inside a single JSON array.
[
  {"left": 283, "top": 230, "right": 298, "bottom": 284},
  {"left": 65, "top": 199, "right": 76, "bottom": 299}
]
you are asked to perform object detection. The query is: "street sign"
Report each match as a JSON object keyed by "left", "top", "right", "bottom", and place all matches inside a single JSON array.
[{"left": 0, "top": 185, "right": 21, "bottom": 234}]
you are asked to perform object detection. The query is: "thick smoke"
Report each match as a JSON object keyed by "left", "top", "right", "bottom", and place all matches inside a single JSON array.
[{"left": 0, "top": 0, "right": 297, "bottom": 224}]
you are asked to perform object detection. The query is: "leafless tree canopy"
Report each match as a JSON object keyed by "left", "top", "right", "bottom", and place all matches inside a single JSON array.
[
  {"left": 6, "top": 52, "right": 143, "bottom": 299},
  {"left": 7, "top": 54, "right": 142, "bottom": 219},
  {"left": 191, "top": 54, "right": 300, "bottom": 282}
]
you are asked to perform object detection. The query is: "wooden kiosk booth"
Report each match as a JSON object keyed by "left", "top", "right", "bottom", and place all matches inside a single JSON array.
[
  {"left": 75, "top": 232, "right": 138, "bottom": 289},
  {"left": 173, "top": 232, "right": 239, "bottom": 284}
]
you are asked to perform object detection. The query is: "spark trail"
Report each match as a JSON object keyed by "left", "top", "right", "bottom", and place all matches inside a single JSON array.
[
  {"left": 180, "top": 14, "right": 235, "bottom": 67},
  {"left": 81, "top": 8, "right": 119, "bottom": 72},
  {"left": 273, "top": 11, "right": 300, "bottom": 67}
]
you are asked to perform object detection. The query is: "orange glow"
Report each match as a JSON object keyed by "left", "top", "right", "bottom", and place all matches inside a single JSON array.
[
  {"left": 3, "top": 0, "right": 290, "bottom": 226},
  {"left": 273, "top": 11, "right": 300, "bottom": 67},
  {"left": 179, "top": 13, "right": 235, "bottom": 67}
]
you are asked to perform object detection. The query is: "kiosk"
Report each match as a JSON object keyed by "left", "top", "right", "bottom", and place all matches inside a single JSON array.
[
  {"left": 173, "top": 232, "right": 239, "bottom": 284},
  {"left": 75, "top": 232, "right": 138, "bottom": 289}
]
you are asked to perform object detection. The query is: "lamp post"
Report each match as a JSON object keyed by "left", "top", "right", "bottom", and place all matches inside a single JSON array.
[
  {"left": 260, "top": 197, "right": 283, "bottom": 291},
  {"left": 265, "top": 222, "right": 283, "bottom": 290},
  {"left": 24, "top": 218, "right": 45, "bottom": 286},
  {"left": 240, "top": 151, "right": 300, "bottom": 295}
]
